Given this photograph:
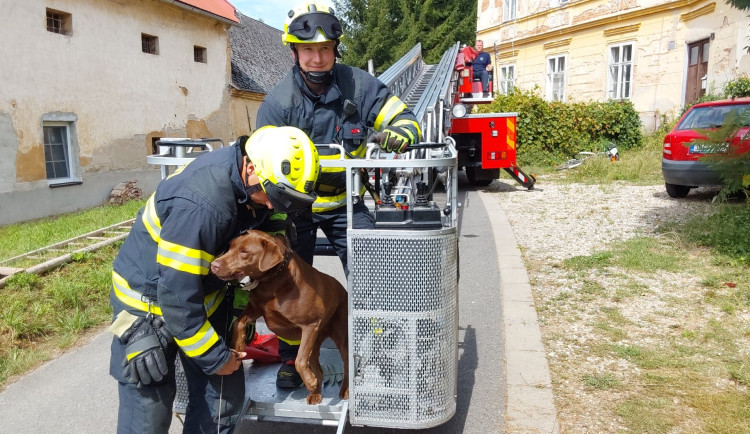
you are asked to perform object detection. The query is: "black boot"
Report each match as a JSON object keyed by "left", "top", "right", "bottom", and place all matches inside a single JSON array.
[
  {"left": 276, "top": 360, "right": 303, "bottom": 388},
  {"left": 276, "top": 340, "right": 302, "bottom": 388}
]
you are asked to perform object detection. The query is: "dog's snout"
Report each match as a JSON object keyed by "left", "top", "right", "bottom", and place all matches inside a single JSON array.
[{"left": 210, "top": 260, "right": 222, "bottom": 275}]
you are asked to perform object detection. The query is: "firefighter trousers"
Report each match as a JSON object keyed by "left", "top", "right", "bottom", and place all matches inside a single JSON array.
[{"left": 110, "top": 300, "right": 245, "bottom": 434}]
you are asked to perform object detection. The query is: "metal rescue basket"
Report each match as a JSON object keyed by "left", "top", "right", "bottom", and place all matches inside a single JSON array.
[
  {"left": 334, "top": 141, "right": 459, "bottom": 429},
  {"left": 171, "top": 140, "right": 459, "bottom": 431}
]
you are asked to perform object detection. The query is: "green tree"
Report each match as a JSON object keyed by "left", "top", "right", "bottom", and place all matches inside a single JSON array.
[
  {"left": 725, "top": 0, "right": 750, "bottom": 9},
  {"left": 333, "top": 0, "right": 477, "bottom": 71}
]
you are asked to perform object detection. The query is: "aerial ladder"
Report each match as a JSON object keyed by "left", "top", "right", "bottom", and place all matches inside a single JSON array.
[{"left": 377, "top": 42, "right": 536, "bottom": 189}]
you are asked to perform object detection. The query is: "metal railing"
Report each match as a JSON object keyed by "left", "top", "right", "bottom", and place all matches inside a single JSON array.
[{"left": 377, "top": 43, "right": 424, "bottom": 97}]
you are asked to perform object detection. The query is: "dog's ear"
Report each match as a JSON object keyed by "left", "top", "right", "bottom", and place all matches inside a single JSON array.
[{"left": 256, "top": 236, "right": 285, "bottom": 273}]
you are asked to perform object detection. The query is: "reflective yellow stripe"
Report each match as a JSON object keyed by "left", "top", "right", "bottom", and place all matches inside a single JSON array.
[
  {"left": 141, "top": 194, "right": 161, "bottom": 243},
  {"left": 393, "top": 118, "right": 422, "bottom": 142},
  {"left": 507, "top": 118, "right": 516, "bottom": 150},
  {"left": 277, "top": 335, "right": 301, "bottom": 345},
  {"left": 113, "top": 271, "right": 225, "bottom": 317},
  {"left": 204, "top": 289, "right": 225, "bottom": 318},
  {"left": 312, "top": 193, "right": 346, "bottom": 212},
  {"left": 374, "top": 96, "right": 407, "bottom": 130},
  {"left": 175, "top": 320, "right": 220, "bottom": 357},
  {"left": 112, "top": 271, "right": 163, "bottom": 316},
  {"left": 156, "top": 239, "right": 214, "bottom": 275},
  {"left": 311, "top": 185, "right": 366, "bottom": 212},
  {"left": 166, "top": 161, "right": 190, "bottom": 179},
  {"left": 126, "top": 350, "right": 143, "bottom": 361}
]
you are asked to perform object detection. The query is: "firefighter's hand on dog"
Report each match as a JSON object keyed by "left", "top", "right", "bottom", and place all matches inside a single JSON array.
[{"left": 216, "top": 349, "right": 246, "bottom": 375}]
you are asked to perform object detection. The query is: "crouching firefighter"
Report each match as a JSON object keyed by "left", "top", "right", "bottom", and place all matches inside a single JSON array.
[
  {"left": 108, "top": 126, "right": 320, "bottom": 434},
  {"left": 256, "top": 1, "right": 421, "bottom": 389}
]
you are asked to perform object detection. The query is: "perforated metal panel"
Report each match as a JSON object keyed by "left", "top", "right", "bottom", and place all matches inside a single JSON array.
[
  {"left": 173, "top": 356, "right": 189, "bottom": 414},
  {"left": 348, "top": 228, "right": 458, "bottom": 428}
]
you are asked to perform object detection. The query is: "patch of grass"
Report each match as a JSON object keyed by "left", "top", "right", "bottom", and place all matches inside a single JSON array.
[
  {"left": 0, "top": 199, "right": 144, "bottom": 260},
  {"left": 4, "top": 272, "right": 42, "bottom": 291},
  {"left": 616, "top": 397, "right": 676, "bottom": 433},
  {"left": 0, "top": 245, "right": 117, "bottom": 389},
  {"left": 675, "top": 203, "right": 750, "bottom": 265},
  {"left": 600, "top": 306, "right": 629, "bottom": 325},
  {"left": 580, "top": 279, "right": 606, "bottom": 296},
  {"left": 550, "top": 135, "right": 664, "bottom": 184},
  {"left": 613, "top": 237, "right": 683, "bottom": 272},
  {"left": 594, "top": 321, "right": 627, "bottom": 340},
  {"left": 563, "top": 251, "right": 614, "bottom": 270},
  {"left": 613, "top": 281, "right": 650, "bottom": 302},
  {"left": 612, "top": 344, "right": 687, "bottom": 370},
  {"left": 562, "top": 236, "right": 683, "bottom": 274},
  {"left": 688, "top": 391, "right": 750, "bottom": 433},
  {"left": 583, "top": 372, "right": 621, "bottom": 390}
]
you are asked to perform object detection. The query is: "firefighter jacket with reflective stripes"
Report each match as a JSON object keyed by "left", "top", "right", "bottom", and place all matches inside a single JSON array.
[
  {"left": 256, "top": 64, "right": 420, "bottom": 212},
  {"left": 110, "top": 143, "right": 288, "bottom": 375}
]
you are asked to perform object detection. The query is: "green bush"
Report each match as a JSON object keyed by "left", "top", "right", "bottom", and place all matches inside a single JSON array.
[
  {"left": 724, "top": 75, "right": 750, "bottom": 99},
  {"left": 480, "top": 87, "right": 643, "bottom": 165}
]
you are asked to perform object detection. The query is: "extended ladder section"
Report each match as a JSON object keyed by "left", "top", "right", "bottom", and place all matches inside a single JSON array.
[{"left": 377, "top": 43, "right": 460, "bottom": 144}]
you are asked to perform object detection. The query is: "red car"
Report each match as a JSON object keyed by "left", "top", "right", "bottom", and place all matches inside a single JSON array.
[{"left": 662, "top": 97, "right": 750, "bottom": 198}]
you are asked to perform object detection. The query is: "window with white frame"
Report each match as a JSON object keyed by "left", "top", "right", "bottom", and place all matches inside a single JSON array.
[
  {"left": 42, "top": 118, "right": 80, "bottom": 185},
  {"left": 503, "top": 0, "right": 517, "bottom": 21},
  {"left": 546, "top": 54, "right": 566, "bottom": 101},
  {"left": 608, "top": 42, "right": 633, "bottom": 100},
  {"left": 499, "top": 65, "right": 515, "bottom": 95}
]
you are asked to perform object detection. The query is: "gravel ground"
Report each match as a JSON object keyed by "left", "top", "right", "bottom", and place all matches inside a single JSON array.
[
  {"left": 486, "top": 178, "right": 731, "bottom": 432},
  {"left": 487, "top": 180, "right": 718, "bottom": 263}
]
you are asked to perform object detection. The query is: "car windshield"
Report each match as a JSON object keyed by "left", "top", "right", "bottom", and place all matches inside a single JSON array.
[{"left": 677, "top": 104, "right": 750, "bottom": 130}]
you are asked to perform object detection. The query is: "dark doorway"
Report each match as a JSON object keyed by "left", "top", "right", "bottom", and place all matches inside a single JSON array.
[{"left": 685, "top": 38, "right": 710, "bottom": 105}]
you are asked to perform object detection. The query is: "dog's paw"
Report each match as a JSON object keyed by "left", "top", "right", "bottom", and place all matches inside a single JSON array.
[{"left": 306, "top": 393, "right": 323, "bottom": 405}]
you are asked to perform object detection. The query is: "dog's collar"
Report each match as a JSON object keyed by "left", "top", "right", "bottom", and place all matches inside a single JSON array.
[{"left": 237, "top": 276, "right": 259, "bottom": 290}]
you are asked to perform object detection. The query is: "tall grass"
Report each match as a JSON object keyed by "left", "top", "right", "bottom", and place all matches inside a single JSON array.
[{"left": 0, "top": 200, "right": 144, "bottom": 260}]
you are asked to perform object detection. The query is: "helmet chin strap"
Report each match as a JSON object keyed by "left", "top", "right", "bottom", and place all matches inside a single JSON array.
[
  {"left": 303, "top": 69, "right": 334, "bottom": 85},
  {"left": 242, "top": 156, "right": 264, "bottom": 195}
]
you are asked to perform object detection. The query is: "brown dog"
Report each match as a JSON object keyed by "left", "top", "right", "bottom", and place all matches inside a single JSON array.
[{"left": 210, "top": 230, "right": 348, "bottom": 405}]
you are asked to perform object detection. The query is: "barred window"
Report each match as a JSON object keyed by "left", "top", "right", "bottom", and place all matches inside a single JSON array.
[
  {"left": 194, "top": 46, "right": 207, "bottom": 63},
  {"left": 46, "top": 8, "right": 72, "bottom": 35},
  {"left": 142, "top": 33, "right": 159, "bottom": 55}
]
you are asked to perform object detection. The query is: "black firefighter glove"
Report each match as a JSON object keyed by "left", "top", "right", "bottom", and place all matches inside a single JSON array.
[
  {"left": 379, "top": 125, "right": 413, "bottom": 154},
  {"left": 120, "top": 316, "right": 174, "bottom": 388}
]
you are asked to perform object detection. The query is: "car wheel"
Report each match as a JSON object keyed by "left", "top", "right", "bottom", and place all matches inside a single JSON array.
[{"left": 665, "top": 183, "right": 691, "bottom": 198}]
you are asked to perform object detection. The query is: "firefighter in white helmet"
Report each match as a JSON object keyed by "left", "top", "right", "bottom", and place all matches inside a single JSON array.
[
  {"left": 256, "top": 1, "right": 421, "bottom": 389},
  {"left": 109, "top": 126, "right": 319, "bottom": 433}
]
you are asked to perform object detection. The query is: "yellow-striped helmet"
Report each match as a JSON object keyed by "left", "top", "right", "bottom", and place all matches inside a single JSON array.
[
  {"left": 282, "top": 2, "right": 342, "bottom": 45},
  {"left": 245, "top": 126, "right": 320, "bottom": 213}
]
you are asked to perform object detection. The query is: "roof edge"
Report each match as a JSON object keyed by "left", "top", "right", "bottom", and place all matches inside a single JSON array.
[{"left": 160, "top": 0, "right": 239, "bottom": 24}]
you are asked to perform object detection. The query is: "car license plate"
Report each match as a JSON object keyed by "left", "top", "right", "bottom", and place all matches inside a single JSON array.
[{"left": 689, "top": 144, "right": 728, "bottom": 154}]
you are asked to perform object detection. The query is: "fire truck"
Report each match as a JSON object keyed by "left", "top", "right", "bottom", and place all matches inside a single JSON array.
[{"left": 379, "top": 42, "right": 536, "bottom": 189}]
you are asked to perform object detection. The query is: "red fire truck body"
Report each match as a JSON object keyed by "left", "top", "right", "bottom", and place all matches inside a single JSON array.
[{"left": 447, "top": 58, "right": 535, "bottom": 188}]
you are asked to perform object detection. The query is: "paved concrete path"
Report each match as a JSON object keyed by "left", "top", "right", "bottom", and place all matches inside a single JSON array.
[{"left": 0, "top": 186, "right": 558, "bottom": 433}]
